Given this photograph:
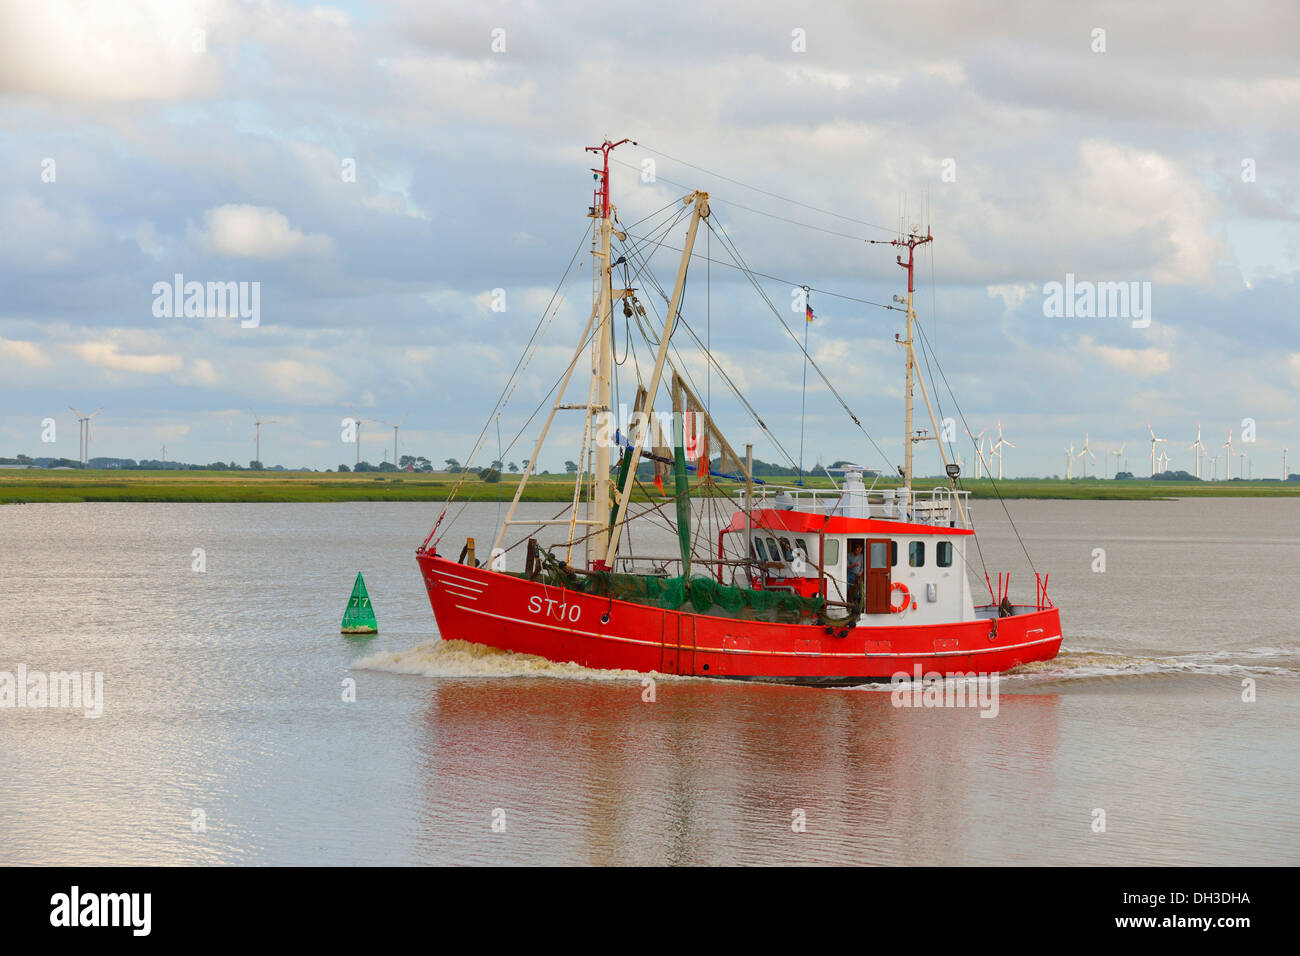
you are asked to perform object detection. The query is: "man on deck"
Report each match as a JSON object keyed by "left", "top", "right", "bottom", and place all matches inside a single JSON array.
[{"left": 847, "top": 540, "right": 864, "bottom": 609}]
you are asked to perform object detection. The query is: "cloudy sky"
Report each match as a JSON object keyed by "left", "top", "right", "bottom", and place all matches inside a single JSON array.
[{"left": 1, "top": 0, "right": 1296, "bottom": 478}]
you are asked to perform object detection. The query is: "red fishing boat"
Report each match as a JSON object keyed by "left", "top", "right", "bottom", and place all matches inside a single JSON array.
[{"left": 416, "top": 140, "right": 1062, "bottom": 684}]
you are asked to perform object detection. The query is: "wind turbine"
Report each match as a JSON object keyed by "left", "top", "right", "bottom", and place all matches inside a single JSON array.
[
  {"left": 992, "top": 421, "right": 1014, "bottom": 479},
  {"left": 1110, "top": 444, "right": 1125, "bottom": 479},
  {"left": 1076, "top": 432, "right": 1097, "bottom": 479},
  {"left": 380, "top": 414, "right": 407, "bottom": 469},
  {"left": 1189, "top": 423, "right": 1205, "bottom": 480},
  {"left": 1064, "top": 441, "right": 1074, "bottom": 480},
  {"left": 1222, "top": 428, "right": 1234, "bottom": 480},
  {"left": 250, "top": 408, "right": 277, "bottom": 466},
  {"left": 348, "top": 405, "right": 378, "bottom": 466},
  {"left": 965, "top": 427, "right": 988, "bottom": 479},
  {"left": 1147, "top": 423, "right": 1168, "bottom": 478},
  {"left": 1285, "top": 448, "right": 1289, "bottom": 481},
  {"left": 68, "top": 406, "right": 102, "bottom": 466},
  {"left": 1156, "top": 450, "right": 1171, "bottom": 473}
]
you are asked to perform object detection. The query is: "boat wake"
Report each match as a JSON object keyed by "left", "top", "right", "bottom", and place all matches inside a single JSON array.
[
  {"left": 1002, "top": 646, "right": 1299, "bottom": 685},
  {"left": 353, "top": 638, "right": 673, "bottom": 683},
  {"left": 355, "top": 639, "right": 1297, "bottom": 688}
]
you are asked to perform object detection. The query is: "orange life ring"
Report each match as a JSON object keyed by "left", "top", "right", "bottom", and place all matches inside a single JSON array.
[{"left": 890, "top": 582, "right": 910, "bottom": 613}]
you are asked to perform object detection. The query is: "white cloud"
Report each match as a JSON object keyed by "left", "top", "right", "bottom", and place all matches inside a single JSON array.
[
  {"left": 1046, "top": 142, "right": 1224, "bottom": 284},
  {"left": 1079, "top": 335, "right": 1172, "bottom": 377},
  {"left": 0, "top": 337, "right": 49, "bottom": 368},
  {"left": 188, "top": 358, "right": 221, "bottom": 385},
  {"left": 192, "top": 205, "right": 333, "bottom": 260},
  {"left": 68, "top": 341, "right": 182, "bottom": 374},
  {"left": 0, "top": 194, "right": 101, "bottom": 270},
  {"left": 987, "top": 283, "right": 1032, "bottom": 313},
  {"left": 262, "top": 358, "right": 344, "bottom": 402},
  {"left": 3, "top": 1, "right": 1298, "bottom": 472},
  {"left": 0, "top": 0, "right": 221, "bottom": 101}
]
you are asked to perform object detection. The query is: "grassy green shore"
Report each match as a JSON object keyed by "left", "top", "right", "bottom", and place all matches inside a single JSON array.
[{"left": 2, "top": 469, "right": 1298, "bottom": 504}]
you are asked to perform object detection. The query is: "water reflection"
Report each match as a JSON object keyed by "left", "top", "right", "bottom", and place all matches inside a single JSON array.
[
  {"left": 3, "top": 500, "right": 1296, "bottom": 866},
  {"left": 416, "top": 678, "right": 1061, "bottom": 864}
]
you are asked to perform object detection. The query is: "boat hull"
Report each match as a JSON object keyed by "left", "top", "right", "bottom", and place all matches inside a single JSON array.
[{"left": 417, "top": 553, "right": 1062, "bottom": 684}]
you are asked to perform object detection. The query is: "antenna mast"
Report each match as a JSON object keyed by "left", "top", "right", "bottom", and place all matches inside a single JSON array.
[
  {"left": 894, "top": 229, "right": 931, "bottom": 491},
  {"left": 585, "top": 138, "right": 631, "bottom": 569}
]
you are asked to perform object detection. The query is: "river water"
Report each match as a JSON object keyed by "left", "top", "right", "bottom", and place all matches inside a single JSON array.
[{"left": 2, "top": 498, "right": 1297, "bottom": 865}]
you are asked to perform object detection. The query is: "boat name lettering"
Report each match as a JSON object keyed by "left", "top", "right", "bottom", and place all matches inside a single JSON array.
[{"left": 527, "top": 595, "right": 581, "bottom": 622}]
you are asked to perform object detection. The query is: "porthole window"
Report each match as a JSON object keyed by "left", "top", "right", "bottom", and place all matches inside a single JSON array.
[
  {"left": 890, "top": 541, "right": 898, "bottom": 566},
  {"left": 909, "top": 541, "right": 925, "bottom": 567},
  {"left": 822, "top": 538, "right": 840, "bottom": 566},
  {"left": 937, "top": 541, "right": 953, "bottom": 567}
]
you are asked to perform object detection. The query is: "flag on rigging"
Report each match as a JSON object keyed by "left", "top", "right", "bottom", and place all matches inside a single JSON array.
[{"left": 805, "top": 302, "right": 814, "bottom": 322}]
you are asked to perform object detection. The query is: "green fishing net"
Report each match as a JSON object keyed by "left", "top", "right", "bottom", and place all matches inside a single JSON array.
[{"left": 527, "top": 551, "right": 824, "bottom": 622}]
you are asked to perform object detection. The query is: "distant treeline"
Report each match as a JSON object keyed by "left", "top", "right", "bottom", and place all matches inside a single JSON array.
[
  {"left": 7, "top": 453, "right": 1298, "bottom": 483},
  {"left": 1, "top": 455, "right": 313, "bottom": 471}
]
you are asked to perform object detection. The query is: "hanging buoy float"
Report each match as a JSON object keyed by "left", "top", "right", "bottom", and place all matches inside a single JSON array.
[
  {"left": 341, "top": 571, "right": 378, "bottom": 635},
  {"left": 890, "top": 582, "right": 911, "bottom": 613}
]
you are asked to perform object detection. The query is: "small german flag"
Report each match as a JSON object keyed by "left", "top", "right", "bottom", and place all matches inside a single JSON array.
[{"left": 805, "top": 302, "right": 814, "bottom": 322}]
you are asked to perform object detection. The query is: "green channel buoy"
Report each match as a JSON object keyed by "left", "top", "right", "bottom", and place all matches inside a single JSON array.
[{"left": 341, "top": 571, "right": 378, "bottom": 635}]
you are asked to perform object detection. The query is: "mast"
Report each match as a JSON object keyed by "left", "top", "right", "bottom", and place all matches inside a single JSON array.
[
  {"left": 892, "top": 230, "right": 932, "bottom": 491},
  {"left": 489, "top": 140, "right": 630, "bottom": 564},
  {"left": 587, "top": 138, "right": 630, "bottom": 567},
  {"left": 882, "top": 229, "right": 968, "bottom": 524}
]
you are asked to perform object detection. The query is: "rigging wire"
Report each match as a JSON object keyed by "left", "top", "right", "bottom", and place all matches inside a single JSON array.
[
  {"left": 615, "top": 228, "right": 804, "bottom": 474},
  {"left": 631, "top": 144, "right": 898, "bottom": 234},
  {"left": 428, "top": 222, "right": 592, "bottom": 545},
  {"left": 620, "top": 230, "right": 900, "bottom": 313},
  {"left": 797, "top": 285, "right": 810, "bottom": 485},
  {"left": 439, "top": 203, "right": 695, "bottom": 544},
  {"left": 425, "top": 163, "right": 1043, "bottom": 626},
  {"left": 438, "top": 299, "right": 603, "bottom": 544},
  {"left": 614, "top": 158, "right": 885, "bottom": 242},
  {"left": 912, "top": 311, "right": 1037, "bottom": 577},
  {"left": 485, "top": 200, "right": 694, "bottom": 505},
  {"left": 434, "top": 152, "right": 1038, "bottom": 592},
  {"left": 703, "top": 214, "right": 899, "bottom": 477}
]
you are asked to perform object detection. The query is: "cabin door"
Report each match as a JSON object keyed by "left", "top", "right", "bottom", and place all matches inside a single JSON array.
[{"left": 865, "top": 538, "right": 893, "bottom": 614}]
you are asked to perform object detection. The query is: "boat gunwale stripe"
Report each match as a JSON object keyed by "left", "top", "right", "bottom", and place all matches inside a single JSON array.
[
  {"left": 449, "top": 604, "right": 1062, "bottom": 660},
  {"left": 433, "top": 569, "right": 488, "bottom": 588}
]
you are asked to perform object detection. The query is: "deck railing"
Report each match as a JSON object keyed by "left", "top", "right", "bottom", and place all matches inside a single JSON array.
[{"left": 735, "top": 484, "right": 973, "bottom": 529}]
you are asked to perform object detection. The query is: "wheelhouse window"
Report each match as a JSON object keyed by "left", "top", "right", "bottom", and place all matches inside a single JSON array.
[
  {"left": 822, "top": 538, "right": 840, "bottom": 567},
  {"left": 753, "top": 539, "right": 769, "bottom": 563},
  {"left": 795, "top": 538, "right": 811, "bottom": 563},
  {"left": 766, "top": 537, "right": 782, "bottom": 563},
  {"left": 937, "top": 541, "right": 953, "bottom": 567},
  {"left": 779, "top": 537, "right": 795, "bottom": 561},
  {"left": 909, "top": 541, "right": 925, "bottom": 567}
]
